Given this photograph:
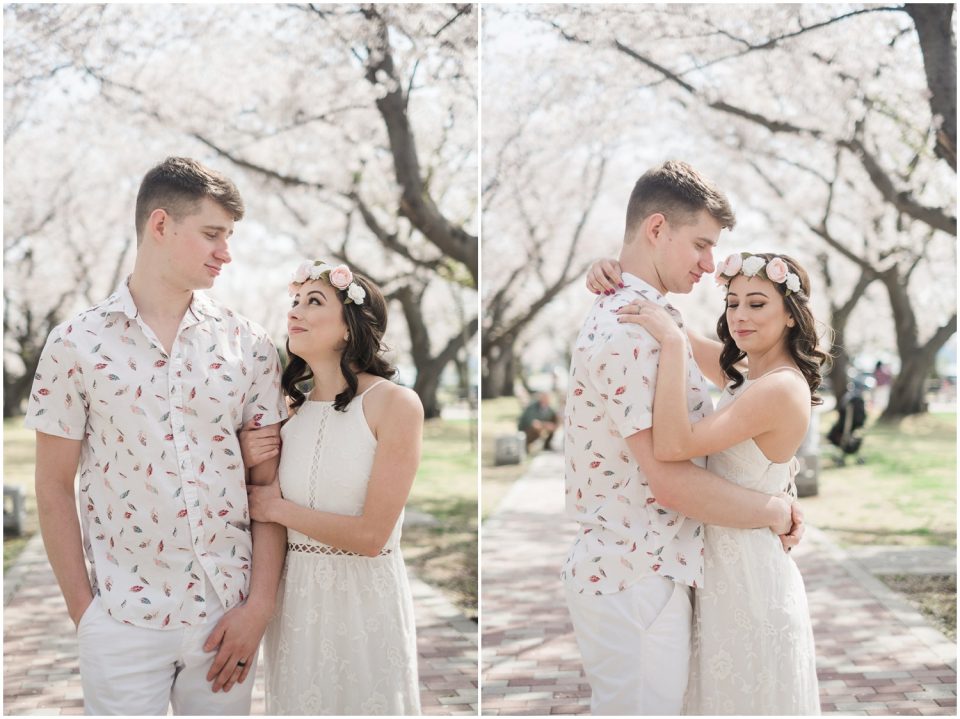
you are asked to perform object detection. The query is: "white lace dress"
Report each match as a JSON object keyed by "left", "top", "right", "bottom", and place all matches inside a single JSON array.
[
  {"left": 684, "top": 379, "right": 820, "bottom": 715},
  {"left": 263, "top": 383, "right": 420, "bottom": 715}
]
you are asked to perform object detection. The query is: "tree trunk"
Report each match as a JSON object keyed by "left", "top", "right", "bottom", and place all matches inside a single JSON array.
[
  {"left": 3, "top": 367, "right": 36, "bottom": 418},
  {"left": 452, "top": 354, "right": 470, "bottom": 402},
  {"left": 413, "top": 365, "right": 444, "bottom": 420},
  {"left": 882, "top": 351, "right": 932, "bottom": 419},
  {"left": 393, "top": 285, "right": 477, "bottom": 419},
  {"left": 816, "top": 255, "right": 875, "bottom": 405},
  {"left": 906, "top": 3, "right": 957, "bottom": 170},
  {"left": 826, "top": 331, "right": 850, "bottom": 406},
  {"left": 481, "top": 340, "right": 516, "bottom": 399},
  {"left": 878, "top": 268, "right": 957, "bottom": 420}
]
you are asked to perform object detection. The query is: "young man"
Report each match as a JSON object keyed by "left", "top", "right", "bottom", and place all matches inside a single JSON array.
[
  {"left": 562, "top": 160, "right": 801, "bottom": 715},
  {"left": 518, "top": 391, "right": 559, "bottom": 450},
  {"left": 27, "top": 157, "right": 286, "bottom": 715}
]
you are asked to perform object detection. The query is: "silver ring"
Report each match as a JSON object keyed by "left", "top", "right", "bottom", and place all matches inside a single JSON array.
[{"left": 236, "top": 660, "right": 247, "bottom": 668}]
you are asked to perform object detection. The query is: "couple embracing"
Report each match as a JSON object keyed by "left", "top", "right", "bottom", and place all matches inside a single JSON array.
[
  {"left": 563, "top": 161, "right": 826, "bottom": 715},
  {"left": 28, "top": 157, "right": 422, "bottom": 715}
]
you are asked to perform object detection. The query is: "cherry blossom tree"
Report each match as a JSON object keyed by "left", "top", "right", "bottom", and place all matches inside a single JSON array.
[
  {"left": 4, "top": 3, "right": 477, "bottom": 418},
  {"left": 483, "top": 4, "right": 955, "bottom": 417}
]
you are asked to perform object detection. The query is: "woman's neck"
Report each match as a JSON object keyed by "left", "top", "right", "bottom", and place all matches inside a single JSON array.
[
  {"left": 745, "top": 346, "right": 795, "bottom": 379},
  {"left": 304, "top": 354, "right": 346, "bottom": 401}
]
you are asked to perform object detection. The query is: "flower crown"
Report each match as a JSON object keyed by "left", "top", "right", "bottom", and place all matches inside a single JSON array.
[
  {"left": 715, "top": 253, "right": 802, "bottom": 297},
  {"left": 288, "top": 260, "right": 367, "bottom": 305}
]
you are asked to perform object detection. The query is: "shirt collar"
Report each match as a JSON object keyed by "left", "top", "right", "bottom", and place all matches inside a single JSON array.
[
  {"left": 619, "top": 272, "right": 684, "bottom": 327},
  {"left": 102, "top": 277, "right": 218, "bottom": 323},
  {"left": 620, "top": 272, "right": 667, "bottom": 303}
]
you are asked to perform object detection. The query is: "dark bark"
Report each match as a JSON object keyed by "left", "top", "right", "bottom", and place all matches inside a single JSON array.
[
  {"left": 878, "top": 268, "right": 957, "bottom": 419},
  {"left": 905, "top": 4, "right": 957, "bottom": 170},
  {"left": 3, "top": 302, "right": 68, "bottom": 418},
  {"left": 4, "top": 362, "right": 38, "bottom": 418},
  {"left": 481, "top": 340, "right": 516, "bottom": 399},
  {"left": 394, "top": 285, "right": 478, "bottom": 418},
  {"left": 361, "top": 8, "right": 478, "bottom": 286},
  {"left": 818, "top": 254, "right": 875, "bottom": 404}
]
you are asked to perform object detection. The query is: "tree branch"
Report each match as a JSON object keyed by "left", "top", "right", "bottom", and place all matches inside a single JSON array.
[
  {"left": 839, "top": 136, "right": 956, "bottom": 236},
  {"left": 905, "top": 4, "right": 957, "bottom": 170},
  {"left": 613, "top": 39, "right": 956, "bottom": 237},
  {"left": 361, "top": 8, "right": 478, "bottom": 286}
]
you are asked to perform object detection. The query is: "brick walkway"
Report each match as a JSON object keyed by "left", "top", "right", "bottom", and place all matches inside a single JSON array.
[
  {"left": 481, "top": 451, "right": 956, "bottom": 715},
  {"left": 3, "top": 533, "right": 477, "bottom": 715}
]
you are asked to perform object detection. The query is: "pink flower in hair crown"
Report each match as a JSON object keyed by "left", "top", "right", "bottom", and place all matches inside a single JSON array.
[
  {"left": 292, "top": 261, "right": 312, "bottom": 284},
  {"left": 288, "top": 259, "right": 365, "bottom": 305},
  {"left": 328, "top": 265, "right": 353, "bottom": 290},
  {"left": 765, "top": 257, "right": 789, "bottom": 284},
  {"left": 713, "top": 251, "right": 803, "bottom": 297},
  {"left": 715, "top": 253, "right": 743, "bottom": 286}
]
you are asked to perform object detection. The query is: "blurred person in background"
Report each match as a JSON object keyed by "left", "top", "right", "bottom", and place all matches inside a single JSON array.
[{"left": 518, "top": 391, "right": 559, "bottom": 451}]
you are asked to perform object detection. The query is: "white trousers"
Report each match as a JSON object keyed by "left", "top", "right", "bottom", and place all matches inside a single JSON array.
[
  {"left": 76, "top": 586, "right": 256, "bottom": 716},
  {"left": 565, "top": 575, "right": 693, "bottom": 716}
]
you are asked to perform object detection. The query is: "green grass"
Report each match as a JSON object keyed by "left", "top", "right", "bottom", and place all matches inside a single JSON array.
[
  {"left": 807, "top": 409, "right": 959, "bottom": 641},
  {"left": 402, "top": 417, "right": 478, "bottom": 619},
  {"left": 803, "top": 412, "right": 956, "bottom": 548},
  {"left": 4, "top": 415, "right": 478, "bottom": 618},
  {"left": 481, "top": 396, "right": 536, "bottom": 519},
  {"left": 3, "top": 417, "right": 38, "bottom": 570}
]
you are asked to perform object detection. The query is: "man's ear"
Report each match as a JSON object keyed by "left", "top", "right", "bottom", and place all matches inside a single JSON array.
[
  {"left": 146, "top": 208, "right": 169, "bottom": 243},
  {"left": 645, "top": 213, "right": 667, "bottom": 245}
]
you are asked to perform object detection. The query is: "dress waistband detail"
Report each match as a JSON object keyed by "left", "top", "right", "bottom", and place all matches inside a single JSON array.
[{"left": 287, "top": 542, "right": 391, "bottom": 557}]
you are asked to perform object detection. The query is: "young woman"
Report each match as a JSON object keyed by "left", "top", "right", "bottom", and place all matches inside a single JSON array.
[
  {"left": 593, "top": 252, "right": 825, "bottom": 715},
  {"left": 242, "top": 260, "right": 423, "bottom": 715}
]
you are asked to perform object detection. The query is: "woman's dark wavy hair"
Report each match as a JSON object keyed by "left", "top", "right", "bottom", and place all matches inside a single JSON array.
[
  {"left": 716, "top": 253, "right": 830, "bottom": 406},
  {"left": 281, "top": 272, "right": 396, "bottom": 412}
]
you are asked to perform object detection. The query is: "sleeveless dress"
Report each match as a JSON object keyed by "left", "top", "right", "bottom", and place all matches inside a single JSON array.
[
  {"left": 263, "top": 382, "right": 421, "bottom": 715},
  {"left": 684, "top": 373, "right": 820, "bottom": 715}
]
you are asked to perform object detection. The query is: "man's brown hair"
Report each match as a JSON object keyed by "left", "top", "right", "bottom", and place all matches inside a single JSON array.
[
  {"left": 624, "top": 160, "right": 735, "bottom": 241},
  {"left": 135, "top": 157, "right": 244, "bottom": 244}
]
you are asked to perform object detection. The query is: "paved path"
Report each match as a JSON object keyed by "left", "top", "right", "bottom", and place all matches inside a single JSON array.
[
  {"left": 3, "top": 533, "right": 477, "bottom": 715},
  {"left": 481, "top": 451, "right": 956, "bottom": 715}
]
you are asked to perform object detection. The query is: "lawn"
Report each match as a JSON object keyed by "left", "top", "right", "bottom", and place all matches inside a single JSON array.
[
  {"left": 802, "top": 412, "right": 956, "bottom": 548},
  {"left": 481, "top": 396, "right": 535, "bottom": 519},
  {"left": 803, "top": 410, "right": 956, "bottom": 639},
  {"left": 402, "top": 416, "right": 478, "bottom": 619},
  {"left": 4, "top": 415, "right": 478, "bottom": 619}
]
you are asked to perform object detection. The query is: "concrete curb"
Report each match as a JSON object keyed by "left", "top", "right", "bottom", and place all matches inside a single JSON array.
[{"left": 806, "top": 525, "right": 957, "bottom": 670}]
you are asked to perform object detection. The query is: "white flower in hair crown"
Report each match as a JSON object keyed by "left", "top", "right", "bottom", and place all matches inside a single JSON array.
[
  {"left": 289, "top": 260, "right": 367, "bottom": 305},
  {"left": 715, "top": 253, "right": 802, "bottom": 297}
]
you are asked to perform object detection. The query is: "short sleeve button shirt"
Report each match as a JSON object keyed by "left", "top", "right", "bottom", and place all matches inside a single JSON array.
[
  {"left": 562, "top": 273, "right": 713, "bottom": 594},
  {"left": 25, "top": 281, "right": 286, "bottom": 628}
]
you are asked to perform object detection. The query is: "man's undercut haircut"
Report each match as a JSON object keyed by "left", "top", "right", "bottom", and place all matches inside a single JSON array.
[
  {"left": 624, "top": 160, "right": 736, "bottom": 241},
  {"left": 135, "top": 157, "right": 245, "bottom": 244}
]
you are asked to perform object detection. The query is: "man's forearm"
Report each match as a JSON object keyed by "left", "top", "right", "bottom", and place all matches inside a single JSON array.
[
  {"left": 658, "top": 461, "right": 787, "bottom": 530},
  {"left": 245, "top": 456, "right": 284, "bottom": 614},
  {"left": 36, "top": 485, "right": 92, "bottom": 621},
  {"left": 245, "top": 520, "right": 285, "bottom": 615}
]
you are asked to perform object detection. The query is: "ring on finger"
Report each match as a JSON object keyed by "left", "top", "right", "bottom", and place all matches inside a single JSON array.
[{"left": 236, "top": 659, "right": 247, "bottom": 669}]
